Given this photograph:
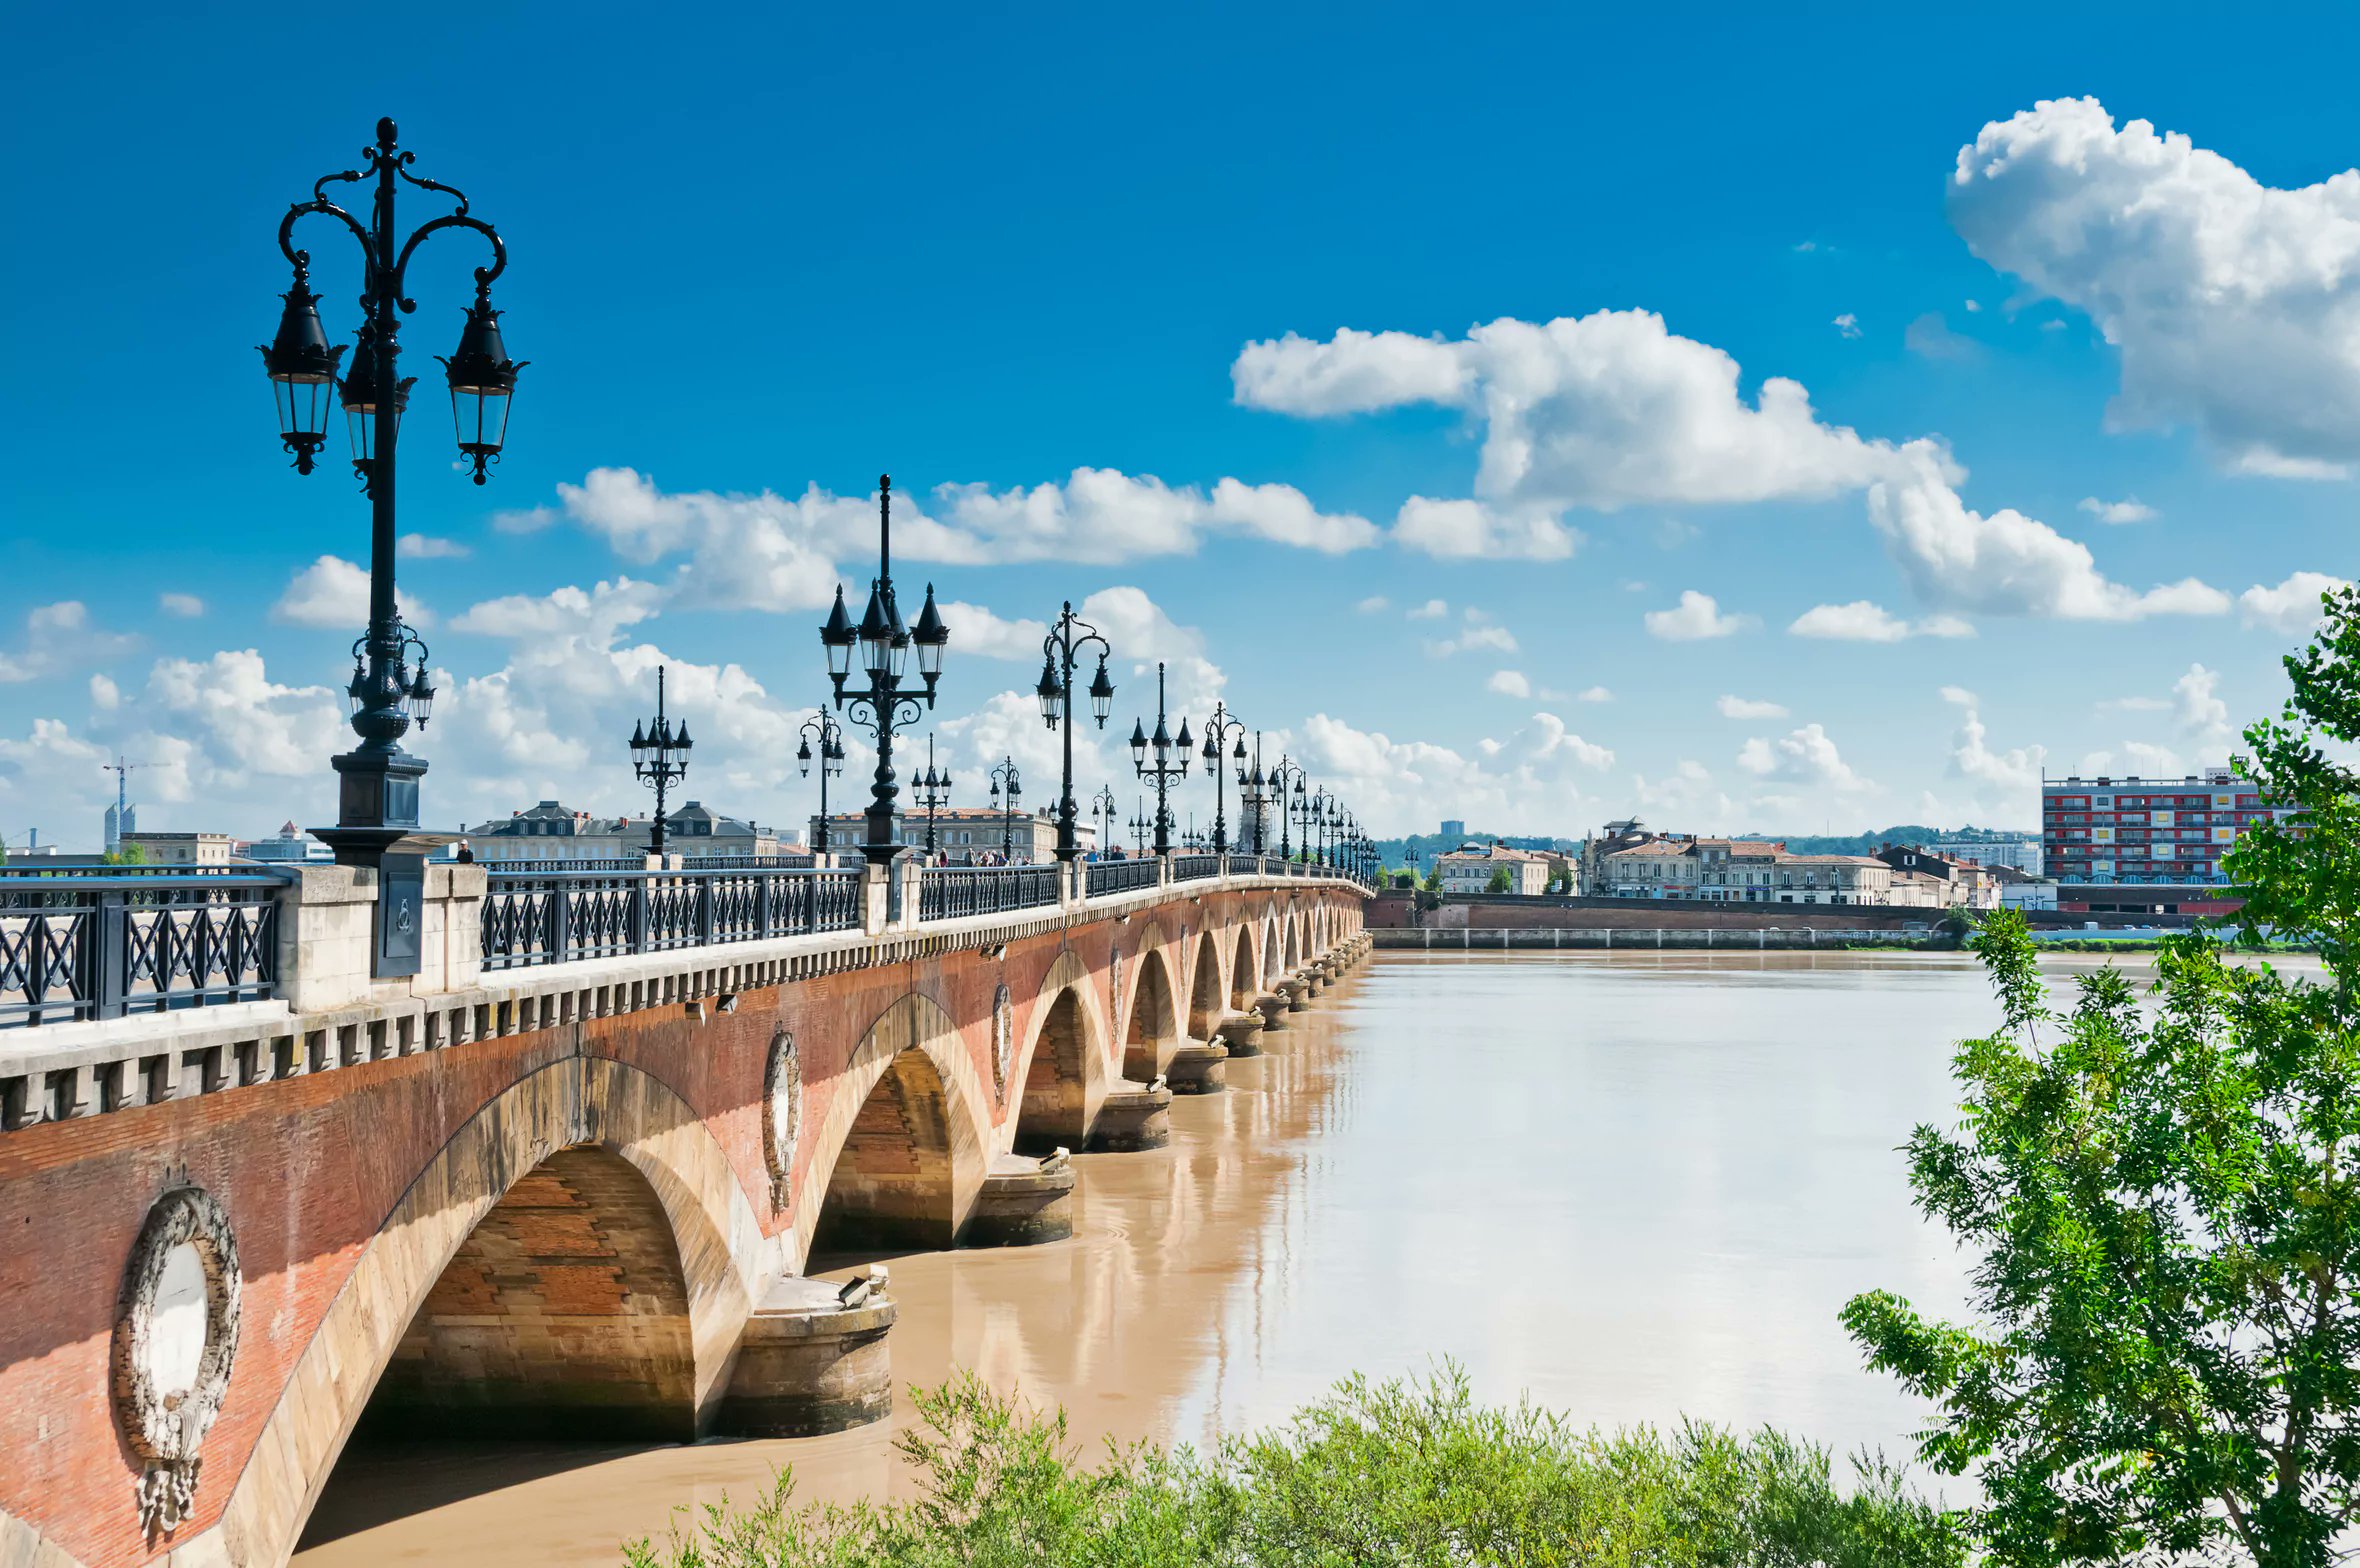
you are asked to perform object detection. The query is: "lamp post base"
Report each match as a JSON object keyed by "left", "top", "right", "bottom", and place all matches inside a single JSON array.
[{"left": 313, "top": 750, "right": 448, "bottom": 981}]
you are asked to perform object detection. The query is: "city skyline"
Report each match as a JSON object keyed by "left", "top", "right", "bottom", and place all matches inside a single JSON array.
[{"left": 4, "top": 8, "right": 2353, "bottom": 843}]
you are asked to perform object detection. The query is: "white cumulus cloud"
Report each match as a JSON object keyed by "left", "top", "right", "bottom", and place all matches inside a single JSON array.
[
  {"left": 1645, "top": 591, "right": 1755, "bottom": 641},
  {"left": 1866, "top": 447, "right": 2229, "bottom": 621},
  {"left": 1737, "top": 723, "right": 1869, "bottom": 792},
  {"left": 1486, "top": 670, "right": 1532, "bottom": 698},
  {"left": 1393, "top": 497, "right": 1581, "bottom": 560},
  {"left": 1952, "top": 96, "right": 2360, "bottom": 475},
  {"left": 273, "top": 555, "right": 434, "bottom": 629},
  {"left": 2078, "top": 496, "right": 2157, "bottom": 525},
  {"left": 1788, "top": 600, "right": 1976, "bottom": 641},
  {"left": 2240, "top": 571, "right": 2351, "bottom": 636},
  {"left": 1717, "top": 695, "right": 1789, "bottom": 720},
  {"left": 1235, "top": 309, "right": 1907, "bottom": 514}
]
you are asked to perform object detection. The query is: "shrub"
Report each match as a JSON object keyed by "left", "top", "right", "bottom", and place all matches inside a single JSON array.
[{"left": 626, "top": 1367, "right": 1961, "bottom": 1568}]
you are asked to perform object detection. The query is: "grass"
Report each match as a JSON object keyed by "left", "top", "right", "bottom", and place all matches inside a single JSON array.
[{"left": 626, "top": 1367, "right": 1963, "bottom": 1568}]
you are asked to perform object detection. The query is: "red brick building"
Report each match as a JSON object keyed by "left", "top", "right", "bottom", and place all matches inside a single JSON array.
[{"left": 2040, "top": 766, "right": 2287, "bottom": 914}]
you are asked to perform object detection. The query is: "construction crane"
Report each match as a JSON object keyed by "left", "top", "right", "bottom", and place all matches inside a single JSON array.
[{"left": 101, "top": 757, "right": 146, "bottom": 855}]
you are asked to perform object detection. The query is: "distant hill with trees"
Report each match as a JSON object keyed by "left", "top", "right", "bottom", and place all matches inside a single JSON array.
[{"left": 1372, "top": 823, "right": 2032, "bottom": 868}]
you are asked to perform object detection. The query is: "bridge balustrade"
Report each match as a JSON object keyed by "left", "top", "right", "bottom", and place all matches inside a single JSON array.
[
  {"left": 480, "top": 866, "right": 863, "bottom": 972},
  {"left": 2, "top": 852, "right": 1368, "bottom": 1030},
  {"left": 916, "top": 864, "right": 1061, "bottom": 921},
  {"left": 1, "top": 866, "right": 284, "bottom": 1028},
  {"left": 1083, "top": 858, "right": 1158, "bottom": 897}
]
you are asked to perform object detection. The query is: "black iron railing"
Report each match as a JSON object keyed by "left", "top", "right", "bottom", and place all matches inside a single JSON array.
[
  {"left": 480, "top": 865, "right": 862, "bottom": 972},
  {"left": 1, "top": 867, "right": 285, "bottom": 1028},
  {"left": 1084, "top": 858, "right": 1159, "bottom": 897},
  {"left": 918, "top": 865, "right": 1062, "bottom": 921},
  {"left": 6, "top": 852, "right": 1360, "bottom": 1021}
]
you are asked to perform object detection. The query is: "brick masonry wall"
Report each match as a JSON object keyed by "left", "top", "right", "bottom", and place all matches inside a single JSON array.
[
  {"left": 368, "top": 1147, "right": 699, "bottom": 1439},
  {"left": 0, "top": 884, "right": 1361, "bottom": 1568}
]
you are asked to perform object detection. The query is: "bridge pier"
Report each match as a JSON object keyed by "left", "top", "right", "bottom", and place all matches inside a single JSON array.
[
  {"left": 1164, "top": 1039, "right": 1228, "bottom": 1094},
  {"left": 1087, "top": 1080, "right": 1174, "bottom": 1150},
  {"left": 717, "top": 1276, "right": 898, "bottom": 1437},
  {"left": 963, "top": 1152, "right": 1077, "bottom": 1246},
  {"left": 1214, "top": 1011, "right": 1264, "bottom": 1057}
]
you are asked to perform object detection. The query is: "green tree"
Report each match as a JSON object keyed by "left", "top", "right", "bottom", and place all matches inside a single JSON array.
[
  {"left": 100, "top": 841, "right": 148, "bottom": 866},
  {"left": 1844, "top": 583, "right": 2360, "bottom": 1568},
  {"left": 1421, "top": 864, "right": 1442, "bottom": 895},
  {"left": 1485, "top": 865, "right": 1513, "bottom": 894}
]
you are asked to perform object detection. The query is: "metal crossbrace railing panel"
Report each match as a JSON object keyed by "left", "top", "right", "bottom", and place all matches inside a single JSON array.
[
  {"left": 480, "top": 866, "right": 866, "bottom": 970},
  {"left": 1084, "top": 859, "right": 1158, "bottom": 897},
  {"left": 0, "top": 870, "right": 283, "bottom": 1028},
  {"left": 917, "top": 865, "right": 1061, "bottom": 921}
]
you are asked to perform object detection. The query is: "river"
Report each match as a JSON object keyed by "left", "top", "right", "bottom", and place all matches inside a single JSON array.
[{"left": 297, "top": 948, "right": 2047, "bottom": 1564}]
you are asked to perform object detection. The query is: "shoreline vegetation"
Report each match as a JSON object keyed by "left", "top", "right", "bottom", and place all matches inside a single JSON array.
[{"left": 626, "top": 1368, "right": 1964, "bottom": 1568}]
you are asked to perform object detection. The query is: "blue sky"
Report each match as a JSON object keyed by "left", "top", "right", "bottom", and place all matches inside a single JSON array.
[{"left": 4, "top": 4, "right": 2355, "bottom": 846}]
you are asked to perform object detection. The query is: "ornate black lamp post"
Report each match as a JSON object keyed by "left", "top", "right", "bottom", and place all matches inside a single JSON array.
[
  {"left": 265, "top": 118, "right": 521, "bottom": 976},
  {"left": 1269, "top": 756, "right": 1307, "bottom": 861},
  {"left": 1130, "top": 799, "right": 1149, "bottom": 856},
  {"left": 988, "top": 758, "right": 1022, "bottom": 861},
  {"left": 913, "top": 734, "right": 953, "bottom": 856},
  {"left": 628, "top": 666, "right": 692, "bottom": 856},
  {"left": 797, "top": 711, "right": 847, "bottom": 855},
  {"left": 1311, "top": 790, "right": 1338, "bottom": 869},
  {"left": 1289, "top": 776, "right": 1318, "bottom": 865},
  {"left": 1032, "top": 603, "right": 1115, "bottom": 863},
  {"left": 1089, "top": 783, "right": 1117, "bottom": 855},
  {"left": 1128, "top": 663, "right": 1192, "bottom": 858},
  {"left": 819, "top": 475, "right": 948, "bottom": 866},
  {"left": 1237, "top": 730, "right": 1270, "bottom": 854},
  {"left": 1197, "top": 702, "right": 1247, "bottom": 854}
]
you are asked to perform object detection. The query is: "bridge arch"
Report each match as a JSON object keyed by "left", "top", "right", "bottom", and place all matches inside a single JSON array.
[
  {"left": 1014, "top": 947, "right": 1109, "bottom": 1151},
  {"left": 1229, "top": 921, "right": 1259, "bottom": 1007},
  {"left": 1262, "top": 914, "right": 1281, "bottom": 987},
  {"left": 1282, "top": 914, "right": 1301, "bottom": 973},
  {"left": 801, "top": 992, "right": 992, "bottom": 1256},
  {"left": 1186, "top": 931, "right": 1225, "bottom": 1042},
  {"left": 1120, "top": 923, "right": 1182, "bottom": 1082},
  {"left": 212, "top": 1055, "right": 767, "bottom": 1568}
]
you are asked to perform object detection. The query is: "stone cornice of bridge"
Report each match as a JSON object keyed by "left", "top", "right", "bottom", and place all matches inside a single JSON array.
[{"left": 0, "top": 871, "right": 1358, "bottom": 1135}]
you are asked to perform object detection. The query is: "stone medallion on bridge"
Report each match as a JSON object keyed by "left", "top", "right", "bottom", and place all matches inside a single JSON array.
[
  {"left": 765, "top": 1028, "right": 804, "bottom": 1212},
  {"left": 113, "top": 1183, "right": 241, "bottom": 1537},
  {"left": 992, "top": 983, "right": 1014, "bottom": 1101}
]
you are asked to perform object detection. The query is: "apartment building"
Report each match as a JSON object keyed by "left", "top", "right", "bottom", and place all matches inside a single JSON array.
[
  {"left": 1434, "top": 841, "right": 1552, "bottom": 895},
  {"left": 2041, "top": 766, "right": 2287, "bottom": 914}
]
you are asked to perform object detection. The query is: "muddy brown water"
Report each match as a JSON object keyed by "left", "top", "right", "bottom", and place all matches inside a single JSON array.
[{"left": 298, "top": 948, "right": 2209, "bottom": 1564}]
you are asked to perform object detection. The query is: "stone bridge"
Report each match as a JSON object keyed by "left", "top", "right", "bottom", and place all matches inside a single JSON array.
[{"left": 0, "top": 855, "right": 1370, "bottom": 1568}]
